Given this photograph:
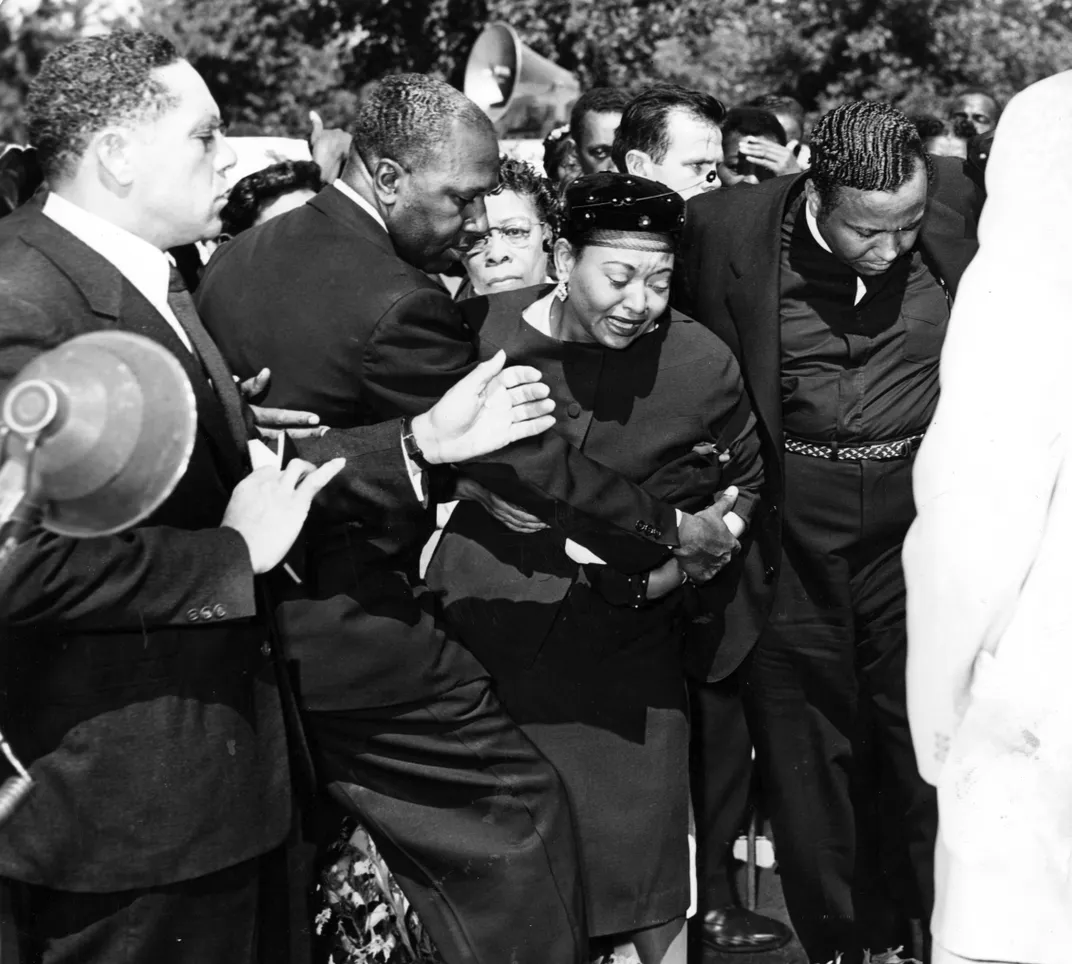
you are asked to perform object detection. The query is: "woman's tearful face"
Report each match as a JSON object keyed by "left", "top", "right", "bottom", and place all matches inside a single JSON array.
[{"left": 556, "top": 242, "right": 674, "bottom": 350}]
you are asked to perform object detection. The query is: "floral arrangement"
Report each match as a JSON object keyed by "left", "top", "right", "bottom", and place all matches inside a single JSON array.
[
  {"left": 824, "top": 950, "right": 921, "bottom": 964},
  {"left": 316, "top": 818, "right": 921, "bottom": 964},
  {"left": 316, "top": 819, "right": 445, "bottom": 964}
]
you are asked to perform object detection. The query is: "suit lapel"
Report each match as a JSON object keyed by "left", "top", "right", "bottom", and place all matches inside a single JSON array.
[
  {"left": 20, "top": 213, "right": 247, "bottom": 483},
  {"left": 122, "top": 285, "right": 248, "bottom": 483},
  {"left": 724, "top": 178, "right": 805, "bottom": 454}
]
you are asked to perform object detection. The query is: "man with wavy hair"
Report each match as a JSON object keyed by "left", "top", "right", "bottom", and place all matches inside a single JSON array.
[{"left": 675, "top": 101, "right": 983, "bottom": 962}]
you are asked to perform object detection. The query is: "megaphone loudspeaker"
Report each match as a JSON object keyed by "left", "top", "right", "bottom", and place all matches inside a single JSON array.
[
  {"left": 465, "top": 23, "right": 581, "bottom": 137},
  {"left": 1, "top": 331, "right": 197, "bottom": 537}
]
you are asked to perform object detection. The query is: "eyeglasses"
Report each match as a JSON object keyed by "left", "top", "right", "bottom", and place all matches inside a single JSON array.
[{"left": 463, "top": 219, "right": 543, "bottom": 256}]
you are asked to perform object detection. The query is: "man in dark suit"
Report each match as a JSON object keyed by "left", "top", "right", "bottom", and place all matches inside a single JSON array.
[
  {"left": 0, "top": 34, "right": 557, "bottom": 964},
  {"left": 0, "top": 31, "right": 343, "bottom": 964},
  {"left": 196, "top": 75, "right": 742, "bottom": 964},
  {"left": 675, "top": 101, "right": 983, "bottom": 963}
]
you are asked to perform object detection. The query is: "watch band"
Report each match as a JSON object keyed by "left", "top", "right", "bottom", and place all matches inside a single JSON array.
[{"left": 401, "top": 416, "right": 431, "bottom": 470}]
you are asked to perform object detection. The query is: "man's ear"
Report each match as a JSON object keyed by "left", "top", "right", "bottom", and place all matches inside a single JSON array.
[
  {"left": 372, "top": 157, "right": 405, "bottom": 204},
  {"left": 93, "top": 128, "right": 136, "bottom": 189},
  {"left": 625, "top": 149, "right": 654, "bottom": 179}
]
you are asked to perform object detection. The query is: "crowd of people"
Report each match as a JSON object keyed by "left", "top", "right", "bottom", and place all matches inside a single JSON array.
[{"left": 0, "top": 24, "right": 1067, "bottom": 964}]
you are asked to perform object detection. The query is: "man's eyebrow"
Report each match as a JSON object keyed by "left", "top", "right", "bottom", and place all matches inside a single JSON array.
[
  {"left": 190, "top": 115, "right": 224, "bottom": 133},
  {"left": 848, "top": 215, "right": 924, "bottom": 234}
]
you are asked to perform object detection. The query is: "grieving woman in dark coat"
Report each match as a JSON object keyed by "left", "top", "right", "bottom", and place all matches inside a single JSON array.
[{"left": 425, "top": 173, "right": 763, "bottom": 964}]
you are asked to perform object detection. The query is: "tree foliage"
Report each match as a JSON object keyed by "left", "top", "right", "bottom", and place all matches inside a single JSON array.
[{"left": 2, "top": 0, "right": 1071, "bottom": 140}]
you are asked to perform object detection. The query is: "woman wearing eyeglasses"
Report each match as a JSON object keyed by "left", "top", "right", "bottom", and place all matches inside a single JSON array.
[
  {"left": 426, "top": 172, "right": 765, "bottom": 964},
  {"left": 458, "top": 156, "right": 556, "bottom": 298}
]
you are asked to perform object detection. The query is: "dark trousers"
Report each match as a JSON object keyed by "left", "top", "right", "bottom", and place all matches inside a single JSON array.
[
  {"left": 306, "top": 678, "right": 586, "bottom": 964},
  {"left": 7, "top": 856, "right": 261, "bottom": 964},
  {"left": 745, "top": 453, "right": 937, "bottom": 963},
  {"left": 688, "top": 671, "right": 753, "bottom": 913}
]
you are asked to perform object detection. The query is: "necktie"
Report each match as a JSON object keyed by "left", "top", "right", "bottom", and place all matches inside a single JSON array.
[{"left": 166, "top": 264, "right": 250, "bottom": 455}]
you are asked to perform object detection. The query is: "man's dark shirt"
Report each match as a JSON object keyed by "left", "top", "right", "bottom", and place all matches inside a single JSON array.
[{"left": 779, "top": 195, "right": 950, "bottom": 443}]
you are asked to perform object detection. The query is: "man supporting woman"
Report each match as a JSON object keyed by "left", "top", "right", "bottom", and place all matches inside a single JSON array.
[{"left": 427, "top": 172, "right": 765, "bottom": 964}]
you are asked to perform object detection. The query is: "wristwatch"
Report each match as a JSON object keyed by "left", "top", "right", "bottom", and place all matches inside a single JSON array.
[{"left": 401, "top": 416, "right": 431, "bottom": 469}]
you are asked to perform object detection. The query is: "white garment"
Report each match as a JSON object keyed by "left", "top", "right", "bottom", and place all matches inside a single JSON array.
[
  {"left": 42, "top": 192, "right": 193, "bottom": 353},
  {"left": 805, "top": 201, "right": 866, "bottom": 305},
  {"left": 903, "top": 71, "right": 1072, "bottom": 963},
  {"left": 332, "top": 178, "right": 388, "bottom": 234}
]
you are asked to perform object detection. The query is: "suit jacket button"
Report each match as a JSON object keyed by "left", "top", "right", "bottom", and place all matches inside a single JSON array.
[
  {"left": 764, "top": 565, "right": 776, "bottom": 582},
  {"left": 187, "top": 608, "right": 200, "bottom": 622},
  {"left": 567, "top": 402, "right": 582, "bottom": 418},
  {"left": 200, "top": 606, "right": 214, "bottom": 621},
  {"left": 261, "top": 641, "right": 272, "bottom": 657},
  {"left": 213, "top": 604, "right": 227, "bottom": 618}
]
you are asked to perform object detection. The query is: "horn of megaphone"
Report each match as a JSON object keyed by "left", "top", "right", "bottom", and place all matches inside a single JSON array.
[
  {"left": 0, "top": 330, "right": 197, "bottom": 826},
  {"left": 464, "top": 23, "right": 580, "bottom": 137},
  {"left": 0, "top": 330, "right": 197, "bottom": 542}
]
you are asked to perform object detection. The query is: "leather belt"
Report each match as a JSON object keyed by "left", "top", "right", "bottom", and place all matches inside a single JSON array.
[{"left": 784, "top": 433, "right": 924, "bottom": 461}]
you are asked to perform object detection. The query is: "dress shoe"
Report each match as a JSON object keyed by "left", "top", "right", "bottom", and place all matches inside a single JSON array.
[{"left": 701, "top": 906, "right": 793, "bottom": 953}]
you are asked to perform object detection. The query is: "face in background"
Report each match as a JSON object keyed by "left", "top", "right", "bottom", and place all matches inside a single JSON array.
[
  {"left": 630, "top": 109, "right": 723, "bottom": 199},
  {"left": 553, "top": 238, "right": 673, "bottom": 349},
  {"left": 950, "top": 93, "right": 999, "bottom": 134},
  {"left": 126, "top": 60, "right": 236, "bottom": 248},
  {"left": 718, "top": 131, "right": 776, "bottom": 187},
  {"left": 385, "top": 116, "right": 499, "bottom": 271},
  {"left": 806, "top": 158, "right": 929, "bottom": 277},
  {"left": 576, "top": 110, "right": 622, "bottom": 174},
  {"left": 552, "top": 140, "right": 583, "bottom": 188},
  {"left": 462, "top": 189, "right": 550, "bottom": 296},
  {"left": 254, "top": 187, "right": 317, "bottom": 226}
]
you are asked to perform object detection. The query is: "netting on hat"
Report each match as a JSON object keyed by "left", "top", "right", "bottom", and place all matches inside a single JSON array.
[{"left": 581, "top": 229, "right": 675, "bottom": 252}]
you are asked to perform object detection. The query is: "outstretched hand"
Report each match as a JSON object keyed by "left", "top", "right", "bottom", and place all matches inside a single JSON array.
[
  {"left": 411, "top": 350, "right": 555, "bottom": 464},
  {"left": 237, "top": 368, "right": 327, "bottom": 440},
  {"left": 223, "top": 457, "right": 346, "bottom": 574}
]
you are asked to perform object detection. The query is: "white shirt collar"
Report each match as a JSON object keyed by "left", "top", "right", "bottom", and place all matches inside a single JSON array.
[
  {"left": 521, "top": 289, "right": 559, "bottom": 336},
  {"left": 43, "top": 191, "right": 170, "bottom": 300},
  {"left": 805, "top": 197, "right": 867, "bottom": 306},
  {"left": 332, "top": 178, "right": 388, "bottom": 235},
  {"left": 41, "top": 192, "right": 193, "bottom": 351},
  {"left": 804, "top": 201, "right": 833, "bottom": 254}
]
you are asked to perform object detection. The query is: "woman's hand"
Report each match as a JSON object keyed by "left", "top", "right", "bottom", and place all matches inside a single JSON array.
[{"left": 454, "top": 476, "right": 549, "bottom": 533}]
